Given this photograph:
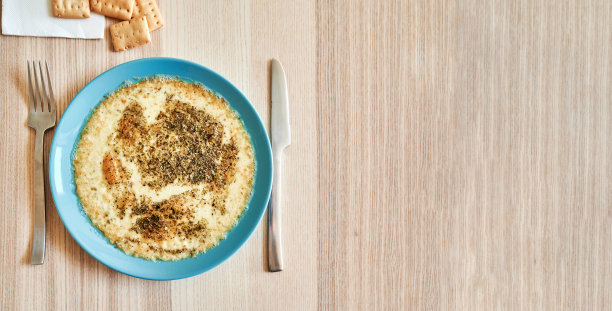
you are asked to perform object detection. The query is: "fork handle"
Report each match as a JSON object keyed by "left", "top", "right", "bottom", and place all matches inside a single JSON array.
[{"left": 31, "top": 130, "right": 46, "bottom": 265}]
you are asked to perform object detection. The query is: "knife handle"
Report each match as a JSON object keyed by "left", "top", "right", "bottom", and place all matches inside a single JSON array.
[{"left": 267, "top": 154, "right": 284, "bottom": 272}]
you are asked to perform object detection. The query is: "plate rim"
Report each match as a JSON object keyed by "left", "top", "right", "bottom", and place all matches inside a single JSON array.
[{"left": 48, "top": 57, "right": 272, "bottom": 280}]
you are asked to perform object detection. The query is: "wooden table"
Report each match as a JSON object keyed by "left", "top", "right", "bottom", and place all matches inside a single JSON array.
[{"left": 0, "top": 0, "right": 610, "bottom": 309}]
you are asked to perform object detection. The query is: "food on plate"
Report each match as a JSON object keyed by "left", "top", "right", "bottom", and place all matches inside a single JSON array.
[
  {"left": 74, "top": 77, "right": 255, "bottom": 261},
  {"left": 109, "top": 16, "right": 151, "bottom": 52}
]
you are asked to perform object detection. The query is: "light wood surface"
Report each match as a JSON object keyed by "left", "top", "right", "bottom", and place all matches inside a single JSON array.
[
  {"left": 0, "top": 0, "right": 610, "bottom": 310},
  {"left": 318, "top": 1, "right": 611, "bottom": 309}
]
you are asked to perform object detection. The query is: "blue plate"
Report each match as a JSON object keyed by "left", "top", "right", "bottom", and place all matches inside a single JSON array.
[{"left": 49, "top": 58, "right": 272, "bottom": 280}]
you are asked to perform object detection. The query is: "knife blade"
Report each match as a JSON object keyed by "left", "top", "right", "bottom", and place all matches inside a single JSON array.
[{"left": 268, "top": 59, "right": 290, "bottom": 272}]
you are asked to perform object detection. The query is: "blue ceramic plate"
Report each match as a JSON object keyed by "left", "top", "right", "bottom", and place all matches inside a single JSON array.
[{"left": 49, "top": 58, "right": 272, "bottom": 280}]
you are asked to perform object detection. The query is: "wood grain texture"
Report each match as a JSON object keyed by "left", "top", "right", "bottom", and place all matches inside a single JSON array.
[
  {"left": 317, "top": 0, "right": 610, "bottom": 310},
  {"left": 0, "top": 0, "right": 610, "bottom": 310}
]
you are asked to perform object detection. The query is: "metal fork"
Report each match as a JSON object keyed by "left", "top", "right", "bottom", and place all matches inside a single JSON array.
[{"left": 27, "top": 61, "right": 57, "bottom": 265}]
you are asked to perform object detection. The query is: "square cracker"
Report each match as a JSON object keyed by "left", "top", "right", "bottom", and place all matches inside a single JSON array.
[
  {"left": 132, "top": 0, "right": 164, "bottom": 31},
  {"left": 53, "top": 0, "right": 91, "bottom": 18},
  {"left": 90, "top": 0, "right": 135, "bottom": 20},
  {"left": 110, "top": 16, "right": 151, "bottom": 52}
]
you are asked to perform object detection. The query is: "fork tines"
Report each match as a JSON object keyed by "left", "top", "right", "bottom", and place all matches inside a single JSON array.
[{"left": 27, "top": 61, "right": 56, "bottom": 113}]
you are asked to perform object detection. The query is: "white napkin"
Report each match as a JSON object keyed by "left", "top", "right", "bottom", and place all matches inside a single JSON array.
[{"left": 2, "top": 0, "right": 105, "bottom": 39}]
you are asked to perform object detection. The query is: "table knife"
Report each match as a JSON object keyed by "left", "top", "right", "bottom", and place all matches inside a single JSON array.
[{"left": 268, "top": 59, "right": 291, "bottom": 272}]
